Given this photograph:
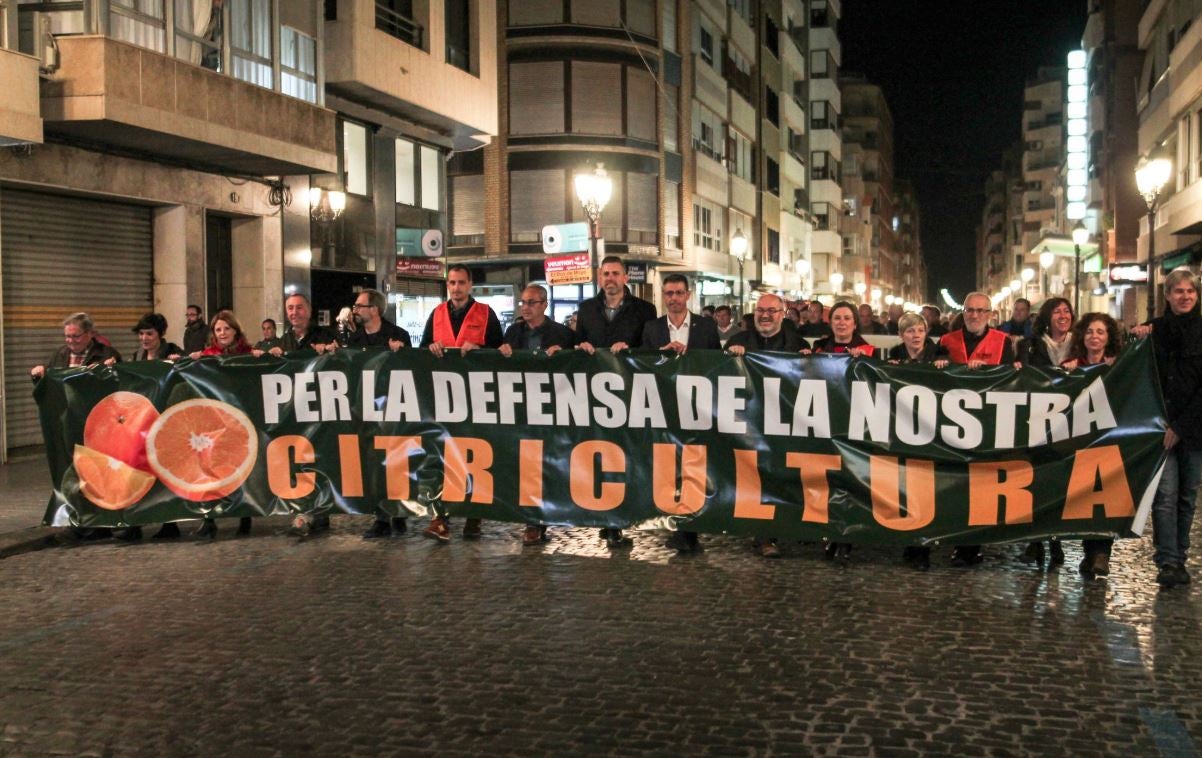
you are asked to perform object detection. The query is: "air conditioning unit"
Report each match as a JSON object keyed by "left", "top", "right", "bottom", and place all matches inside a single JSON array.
[{"left": 18, "top": 11, "right": 59, "bottom": 74}]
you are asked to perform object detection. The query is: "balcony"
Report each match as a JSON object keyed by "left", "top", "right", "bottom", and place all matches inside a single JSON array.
[
  {"left": 39, "top": 36, "right": 335, "bottom": 174},
  {"left": 326, "top": 0, "right": 498, "bottom": 149},
  {"left": 0, "top": 47, "right": 42, "bottom": 145}
]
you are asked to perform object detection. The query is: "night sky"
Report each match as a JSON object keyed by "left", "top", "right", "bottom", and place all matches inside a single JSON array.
[{"left": 840, "top": 1, "right": 1088, "bottom": 302}]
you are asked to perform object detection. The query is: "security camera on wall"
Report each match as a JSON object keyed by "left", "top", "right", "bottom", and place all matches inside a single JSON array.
[
  {"left": 542, "top": 224, "right": 563, "bottom": 254},
  {"left": 421, "top": 229, "right": 443, "bottom": 257}
]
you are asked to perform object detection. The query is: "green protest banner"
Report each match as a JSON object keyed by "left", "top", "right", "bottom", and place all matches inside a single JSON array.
[{"left": 38, "top": 341, "right": 1166, "bottom": 545}]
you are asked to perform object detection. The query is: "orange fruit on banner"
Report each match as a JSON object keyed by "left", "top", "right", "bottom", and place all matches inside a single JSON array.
[
  {"left": 145, "top": 399, "right": 258, "bottom": 502},
  {"left": 83, "top": 391, "right": 159, "bottom": 472},
  {"left": 74, "top": 444, "right": 156, "bottom": 510}
]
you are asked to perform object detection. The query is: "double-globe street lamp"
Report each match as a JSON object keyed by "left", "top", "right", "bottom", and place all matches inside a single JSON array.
[
  {"left": 1135, "top": 156, "right": 1171, "bottom": 320},
  {"left": 1021, "top": 267, "right": 1036, "bottom": 301},
  {"left": 730, "top": 228, "right": 749, "bottom": 316},
  {"left": 574, "top": 163, "right": 613, "bottom": 290},
  {"left": 1039, "top": 247, "right": 1055, "bottom": 300}
]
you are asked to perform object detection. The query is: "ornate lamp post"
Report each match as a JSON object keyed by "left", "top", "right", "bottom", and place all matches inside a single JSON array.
[
  {"left": 1021, "top": 267, "right": 1035, "bottom": 301},
  {"left": 730, "top": 229, "right": 748, "bottom": 316},
  {"left": 574, "top": 163, "right": 613, "bottom": 289},
  {"left": 1135, "top": 156, "right": 1171, "bottom": 320},
  {"left": 308, "top": 188, "right": 347, "bottom": 223},
  {"left": 1071, "top": 220, "right": 1090, "bottom": 315},
  {"left": 1039, "top": 247, "right": 1055, "bottom": 300}
]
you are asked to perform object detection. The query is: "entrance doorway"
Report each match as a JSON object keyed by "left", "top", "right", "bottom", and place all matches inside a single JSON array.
[
  {"left": 310, "top": 268, "right": 377, "bottom": 330},
  {"left": 205, "top": 214, "right": 233, "bottom": 313}
]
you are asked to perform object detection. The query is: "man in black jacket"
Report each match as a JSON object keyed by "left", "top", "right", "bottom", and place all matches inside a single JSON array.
[
  {"left": 183, "top": 304, "right": 208, "bottom": 354},
  {"left": 641, "top": 273, "right": 720, "bottom": 553},
  {"left": 1146, "top": 269, "right": 1202, "bottom": 588},
  {"left": 575, "top": 255, "right": 656, "bottom": 549}
]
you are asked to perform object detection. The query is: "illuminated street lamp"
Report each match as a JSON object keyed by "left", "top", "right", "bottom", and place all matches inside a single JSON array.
[
  {"left": 1136, "top": 156, "right": 1171, "bottom": 319},
  {"left": 1021, "top": 267, "right": 1035, "bottom": 300},
  {"left": 830, "top": 271, "right": 844, "bottom": 295},
  {"left": 730, "top": 228, "right": 749, "bottom": 315},
  {"left": 853, "top": 281, "right": 867, "bottom": 300},
  {"left": 309, "top": 187, "right": 346, "bottom": 223},
  {"left": 574, "top": 163, "right": 613, "bottom": 289},
  {"left": 1071, "top": 220, "right": 1090, "bottom": 315}
]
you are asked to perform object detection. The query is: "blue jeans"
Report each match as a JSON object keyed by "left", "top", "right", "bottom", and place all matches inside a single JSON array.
[{"left": 1152, "top": 444, "right": 1202, "bottom": 567}]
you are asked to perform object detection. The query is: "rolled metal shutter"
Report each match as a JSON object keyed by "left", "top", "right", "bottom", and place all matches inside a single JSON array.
[{"left": 1, "top": 188, "right": 153, "bottom": 450}]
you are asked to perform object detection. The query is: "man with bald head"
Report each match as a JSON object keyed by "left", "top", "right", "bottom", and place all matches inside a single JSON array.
[
  {"left": 724, "top": 293, "right": 804, "bottom": 558},
  {"left": 940, "top": 291, "right": 1019, "bottom": 567}
]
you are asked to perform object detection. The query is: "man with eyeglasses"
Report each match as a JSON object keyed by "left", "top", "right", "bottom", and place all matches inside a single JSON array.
[
  {"left": 31, "top": 312, "right": 122, "bottom": 541},
  {"left": 641, "top": 273, "right": 720, "bottom": 553},
  {"left": 575, "top": 255, "right": 657, "bottom": 549},
  {"left": 940, "top": 291, "right": 1019, "bottom": 568},
  {"left": 420, "top": 264, "right": 503, "bottom": 543},
  {"left": 265, "top": 293, "right": 336, "bottom": 356},
  {"left": 183, "top": 304, "right": 208, "bottom": 354},
  {"left": 725, "top": 294, "right": 804, "bottom": 559},
  {"left": 346, "top": 288, "right": 411, "bottom": 352},
  {"left": 500, "top": 284, "right": 576, "bottom": 546}
]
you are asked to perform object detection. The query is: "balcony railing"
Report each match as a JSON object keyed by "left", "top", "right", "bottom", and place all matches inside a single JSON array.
[{"left": 376, "top": 2, "right": 423, "bottom": 49}]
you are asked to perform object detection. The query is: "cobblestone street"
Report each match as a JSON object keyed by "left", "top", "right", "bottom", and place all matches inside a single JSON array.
[{"left": 1, "top": 458, "right": 1201, "bottom": 756}]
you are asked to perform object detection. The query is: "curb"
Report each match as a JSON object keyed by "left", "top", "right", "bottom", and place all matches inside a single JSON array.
[{"left": 0, "top": 526, "right": 62, "bottom": 560}]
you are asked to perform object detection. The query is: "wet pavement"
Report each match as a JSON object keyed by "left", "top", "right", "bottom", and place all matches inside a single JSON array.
[{"left": 1, "top": 456, "right": 1201, "bottom": 756}]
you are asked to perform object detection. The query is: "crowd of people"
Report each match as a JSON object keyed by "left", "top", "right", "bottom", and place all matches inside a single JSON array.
[{"left": 30, "top": 257, "right": 1202, "bottom": 590}]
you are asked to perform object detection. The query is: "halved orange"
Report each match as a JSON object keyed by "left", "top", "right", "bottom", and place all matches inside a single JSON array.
[
  {"left": 145, "top": 399, "right": 258, "bottom": 502},
  {"left": 74, "top": 444, "right": 156, "bottom": 510},
  {"left": 84, "top": 391, "right": 159, "bottom": 472}
]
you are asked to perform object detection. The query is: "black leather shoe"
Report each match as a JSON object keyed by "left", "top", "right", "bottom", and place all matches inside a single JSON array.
[
  {"left": 1022, "top": 541, "right": 1045, "bottom": 565},
  {"left": 1174, "top": 564, "right": 1192, "bottom": 585},
  {"left": 236, "top": 517, "right": 252, "bottom": 536},
  {"left": 113, "top": 526, "right": 142, "bottom": 542},
  {"left": 951, "top": 546, "right": 982, "bottom": 567},
  {"left": 1158, "top": 564, "right": 1181, "bottom": 588},
  {"left": 605, "top": 529, "right": 633, "bottom": 549},
  {"left": 834, "top": 543, "right": 852, "bottom": 563},
  {"left": 912, "top": 547, "right": 931, "bottom": 571},
  {"left": 362, "top": 519, "right": 391, "bottom": 539},
  {"left": 194, "top": 519, "right": 217, "bottom": 541},
  {"left": 665, "top": 532, "right": 699, "bottom": 553},
  {"left": 389, "top": 517, "right": 407, "bottom": 535},
  {"left": 151, "top": 523, "right": 180, "bottom": 540},
  {"left": 1049, "top": 539, "right": 1065, "bottom": 566},
  {"left": 290, "top": 515, "right": 313, "bottom": 537}
]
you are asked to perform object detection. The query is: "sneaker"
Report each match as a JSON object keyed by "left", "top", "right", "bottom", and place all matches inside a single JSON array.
[
  {"left": 423, "top": 516, "right": 451, "bottom": 542},
  {"left": 462, "top": 518, "right": 482, "bottom": 539},
  {"left": 522, "top": 525, "right": 547, "bottom": 546},
  {"left": 362, "top": 519, "right": 391, "bottom": 540}
]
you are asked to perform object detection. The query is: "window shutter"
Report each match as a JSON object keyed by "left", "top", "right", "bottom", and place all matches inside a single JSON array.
[
  {"left": 509, "top": 62, "right": 565, "bottom": 134},
  {"left": 510, "top": 169, "right": 566, "bottom": 239},
  {"left": 509, "top": 0, "right": 562, "bottom": 25},
  {"left": 571, "top": 0, "right": 620, "bottom": 26},
  {"left": 451, "top": 174, "right": 484, "bottom": 239},
  {"left": 626, "top": 67, "right": 657, "bottom": 142},
  {"left": 572, "top": 62, "right": 622, "bottom": 135},
  {"left": 627, "top": 173, "right": 657, "bottom": 234}
]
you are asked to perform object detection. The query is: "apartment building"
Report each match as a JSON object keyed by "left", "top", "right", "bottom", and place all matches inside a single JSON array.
[
  {"left": 0, "top": 0, "right": 337, "bottom": 454},
  {"left": 892, "top": 178, "right": 925, "bottom": 305},
  {"left": 806, "top": 0, "right": 842, "bottom": 299},
  {"left": 1134, "top": 0, "right": 1202, "bottom": 320},
  {"left": 839, "top": 75, "right": 895, "bottom": 303},
  {"left": 317, "top": 0, "right": 497, "bottom": 334},
  {"left": 446, "top": 0, "right": 834, "bottom": 320}
]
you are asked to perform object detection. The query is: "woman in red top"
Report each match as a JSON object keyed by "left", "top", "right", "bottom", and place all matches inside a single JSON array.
[
  {"left": 191, "top": 310, "right": 253, "bottom": 541},
  {"left": 1062, "top": 313, "right": 1123, "bottom": 579},
  {"left": 809, "top": 301, "right": 875, "bottom": 563},
  {"left": 191, "top": 310, "right": 253, "bottom": 359},
  {"left": 807, "top": 301, "right": 876, "bottom": 358}
]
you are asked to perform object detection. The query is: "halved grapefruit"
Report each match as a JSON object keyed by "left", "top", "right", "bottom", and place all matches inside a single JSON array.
[
  {"left": 83, "top": 391, "right": 159, "bottom": 472},
  {"left": 74, "top": 444, "right": 156, "bottom": 510},
  {"left": 145, "top": 399, "right": 258, "bottom": 502}
]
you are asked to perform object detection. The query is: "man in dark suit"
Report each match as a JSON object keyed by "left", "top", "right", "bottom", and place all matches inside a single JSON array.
[
  {"left": 640, "top": 273, "right": 720, "bottom": 553},
  {"left": 575, "top": 255, "right": 657, "bottom": 549},
  {"left": 641, "top": 274, "right": 721, "bottom": 355}
]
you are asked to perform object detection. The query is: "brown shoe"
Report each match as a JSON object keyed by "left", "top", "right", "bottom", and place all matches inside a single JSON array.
[
  {"left": 1089, "top": 552, "right": 1110, "bottom": 577},
  {"left": 463, "top": 518, "right": 482, "bottom": 539},
  {"left": 759, "top": 540, "right": 781, "bottom": 559},
  {"left": 422, "top": 516, "right": 451, "bottom": 542},
  {"left": 521, "top": 525, "right": 546, "bottom": 546}
]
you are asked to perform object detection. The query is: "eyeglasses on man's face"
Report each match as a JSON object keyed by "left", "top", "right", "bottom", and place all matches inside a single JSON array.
[
  {"left": 755, "top": 307, "right": 783, "bottom": 316},
  {"left": 964, "top": 307, "right": 990, "bottom": 315},
  {"left": 517, "top": 299, "right": 546, "bottom": 307},
  {"left": 352, "top": 302, "right": 374, "bottom": 310}
]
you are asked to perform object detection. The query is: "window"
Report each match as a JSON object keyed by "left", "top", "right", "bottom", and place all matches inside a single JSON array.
[
  {"left": 112, "top": 0, "right": 166, "bottom": 52},
  {"left": 510, "top": 62, "right": 565, "bottom": 134},
  {"left": 420, "top": 145, "right": 441, "bottom": 211},
  {"left": 765, "top": 16, "right": 779, "bottom": 58},
  {"left": 450, "top": 174, "right": 484, "bottom": 245},
  {"left": 787, "top": 129, "right": 804, "bottom": 160},
  {"left": 281, "top": 26, "right": 317, "bottom": 103},
  {"left": 811, "top": 151, "right": 831, "bottom": 181},
  {"left": 810, "top": 49, "right": 831, "bottom": 77},
  {"left": 175, "top": 0, "right": 221, "bottom": 69},
  {"left": 377, "top": 0, "right": 423, "bottom": 49},
  {"left": 230, "top": 0, "right": 273, "bottom": 89},
  {"left": 765, "top": 86, "right": 779, "bottom": 126},
  {"left": 627, "top": 67, "right": 657, "bottom": 142},
  {"left": 445, "top": 0, "right": 470, "bottom": 72},
  {"left": 627, "top": 173, "right": 658, "bottom": 244},
  {"left": 572, "top": 61, "right": 622, "bottom": 135},
  {"left": 1179, "top": 113, "right": 1192, "bottom": 190},
  {"left": 664, "top": 83, "right": 680, "bottom": 152},
  {"left": 730, "top": 130, "right": 754, "bottom": 183},
  {"left": 343, "top": 121, "right": 369, "bottom": 196},
  {"left": 811, "top": 101, "right": 837, "bottom": 130},
  {"left": 693, "top": 199, "right": 717, "bottom": 251},
  {"left": 625, "top": 0, "right": 656, "bottom": 36},
  {"left": 662, "top": 0, "right": 677, "bottom": 52},
  {"left": 767, "top": 228, "right": 780, "bottom": 264},
  {"left": 728, "top": 0, "right": 752, "bottom": 26},
  {"left": 699, "top": 24, "right": 714, "bottom": 66},
  {"left": 811, "top": 0, "right": 831, "bottom": 28},
  {"left": 395, "top": 139, "right": 416, "bottom": 206},
  {"left": 572, "top": 0, "right": 620, "bottom": 26},
  {"left": 766, "top": 157, "right": 780, "bottom": 196},
  {"left": 691, "top": 104, "right": 723, "bottom": 161},
  {"left": 511, "top": 170, "right": 566, "bottom": 242},
  {"left": 664, "top": 181, "right": 681, "bottom": 249},
  {"left": 794, "top": 188, "right": 806, "bottom": 213},
  {"left": 509, "top": 0, "right": 562, "bottom": 26}
]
